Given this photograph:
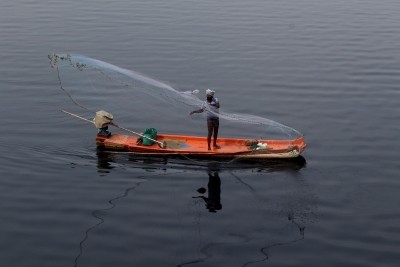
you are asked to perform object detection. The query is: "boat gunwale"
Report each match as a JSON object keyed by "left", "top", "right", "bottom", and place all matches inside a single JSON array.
[{"left": 96, "top": 133, "right": 306, "bottom": 159}]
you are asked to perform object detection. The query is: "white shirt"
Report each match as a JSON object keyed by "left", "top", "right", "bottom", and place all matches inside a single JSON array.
[{"left": 202, "top": 97, "right": 219, "bottom": 119}]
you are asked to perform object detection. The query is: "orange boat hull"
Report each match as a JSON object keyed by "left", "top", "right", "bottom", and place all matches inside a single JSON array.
[{"left": 96, "top": 133, "right": 306, "bottom": 159}]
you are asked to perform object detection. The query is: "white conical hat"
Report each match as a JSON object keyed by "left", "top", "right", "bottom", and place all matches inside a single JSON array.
[{"left": 206, "top": 89, "right": 215, "bottom": 96}]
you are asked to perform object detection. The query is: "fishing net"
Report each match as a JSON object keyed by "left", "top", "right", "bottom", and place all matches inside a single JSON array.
[{"left": 49, "top": 53, "right": 303, "bottom": 140}]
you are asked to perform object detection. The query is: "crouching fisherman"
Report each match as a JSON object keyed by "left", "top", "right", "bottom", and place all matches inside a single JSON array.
[{"left": 93, "top": 110, "right": 113, "bottom": 137}]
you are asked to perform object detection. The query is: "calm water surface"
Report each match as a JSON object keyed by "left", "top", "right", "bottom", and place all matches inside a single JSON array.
[{"left": 1, "top": 0, "right": 400, "bottom": 266}]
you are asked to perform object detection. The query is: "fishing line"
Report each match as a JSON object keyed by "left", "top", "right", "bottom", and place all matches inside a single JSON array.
[
  {"left": 241, "top": 217, "right": 305, "bottom": 267},
  {"left": 56, "top": 65, "right": 92, "bottom": 111},
  {"left": 73, "top": 180, "right": 145, "bottom": 267},
  {"left": 73, "top": 167, "right": 189, "bottom": 267},
  {"left": 227, "top": 171, "right": 309, "bottom": 267}
]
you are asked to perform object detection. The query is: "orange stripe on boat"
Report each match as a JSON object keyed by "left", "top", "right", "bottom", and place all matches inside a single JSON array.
[{"left": 96, "top": 133, "right": 306, "bottom": 159}]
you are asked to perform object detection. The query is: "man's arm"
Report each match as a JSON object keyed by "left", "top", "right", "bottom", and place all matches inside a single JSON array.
[
  {"left": 190, "top": 108, "right": 204, "bottom": 115},
  {"left": 214, "top": 98, "right": 220, "bottom": 109}
]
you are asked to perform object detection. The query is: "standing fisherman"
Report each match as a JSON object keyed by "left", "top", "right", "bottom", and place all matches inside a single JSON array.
[{"left": 190, "top": 89, "right": 221, "bottom": 150}]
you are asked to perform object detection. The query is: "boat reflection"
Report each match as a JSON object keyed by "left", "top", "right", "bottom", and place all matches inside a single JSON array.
[
  {"left": 96, "top": 149, "right": 116, "bottom": 173},
  {"left": 95, "top": 149, "right": 307, "bottom": 173},
  {"left": 88, "top": 150, "right": 313, "bottom": 266}
]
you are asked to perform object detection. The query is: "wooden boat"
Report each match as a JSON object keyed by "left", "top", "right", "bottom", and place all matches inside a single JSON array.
[
  {"left": 96, "top": 133, "right": 306, "bottom": 159},
  {"left": 61, "top": 110, "right": 306, "bottom": 159}
]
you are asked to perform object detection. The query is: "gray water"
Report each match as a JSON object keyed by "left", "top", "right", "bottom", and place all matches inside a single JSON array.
[{"left": 1, "top": 0, "right": 400, "bottom": 266}]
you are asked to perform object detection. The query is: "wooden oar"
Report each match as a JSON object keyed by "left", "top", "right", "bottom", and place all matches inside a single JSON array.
[
  {"left": 61, "top": 110, "right": 166, "bottom": 148},
  {"left": 62, "top": 109, "right": 94, "bottom": 124},
  {"left": 110, "top": 122, "right": 166, "bottom": 148}
]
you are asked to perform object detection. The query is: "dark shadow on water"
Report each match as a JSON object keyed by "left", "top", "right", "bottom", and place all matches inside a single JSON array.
[
  {"left": 96, "top": 149, "right": 116, "bottom": 173},
  {"left": 192, "top": 165, "right": 222, "bottom": 213}
]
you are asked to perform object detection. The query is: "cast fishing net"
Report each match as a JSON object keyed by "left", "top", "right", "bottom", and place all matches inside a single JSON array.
[{"left": 49, "top": 53, "right": 303, "bottom": 140}]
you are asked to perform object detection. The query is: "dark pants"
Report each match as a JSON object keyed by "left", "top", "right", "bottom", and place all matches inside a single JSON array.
[
  {"left": 98, "top": 126, "right": 111, "bottom": 137},
  {"left": 207, "top": 118, "right": 219, "bottom": 149}
]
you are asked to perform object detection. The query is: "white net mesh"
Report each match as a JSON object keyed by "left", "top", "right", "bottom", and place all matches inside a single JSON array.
[{"left": 49, "top": 53, "right": 303, "bottom": 140}]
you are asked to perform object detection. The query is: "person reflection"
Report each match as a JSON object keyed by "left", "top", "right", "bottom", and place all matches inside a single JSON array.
[
  {"left": 96, "top": 150, "right": 115, "bottom": 173},
  {"left": 195, "top": 169, "right": 222, "bottom": 213}
]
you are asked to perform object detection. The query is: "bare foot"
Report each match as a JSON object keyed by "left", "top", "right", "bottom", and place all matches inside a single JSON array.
[
  {"left": 208, "top": 147, "right": 211, "bottom": 151},
  {"left": 214, "top": 144, "right": 221, "bottom": 149}
]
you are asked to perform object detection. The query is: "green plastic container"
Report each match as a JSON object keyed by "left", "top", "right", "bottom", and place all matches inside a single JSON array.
[{"left": 142, "top": 128, "right": 158, "bottom": 146}]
